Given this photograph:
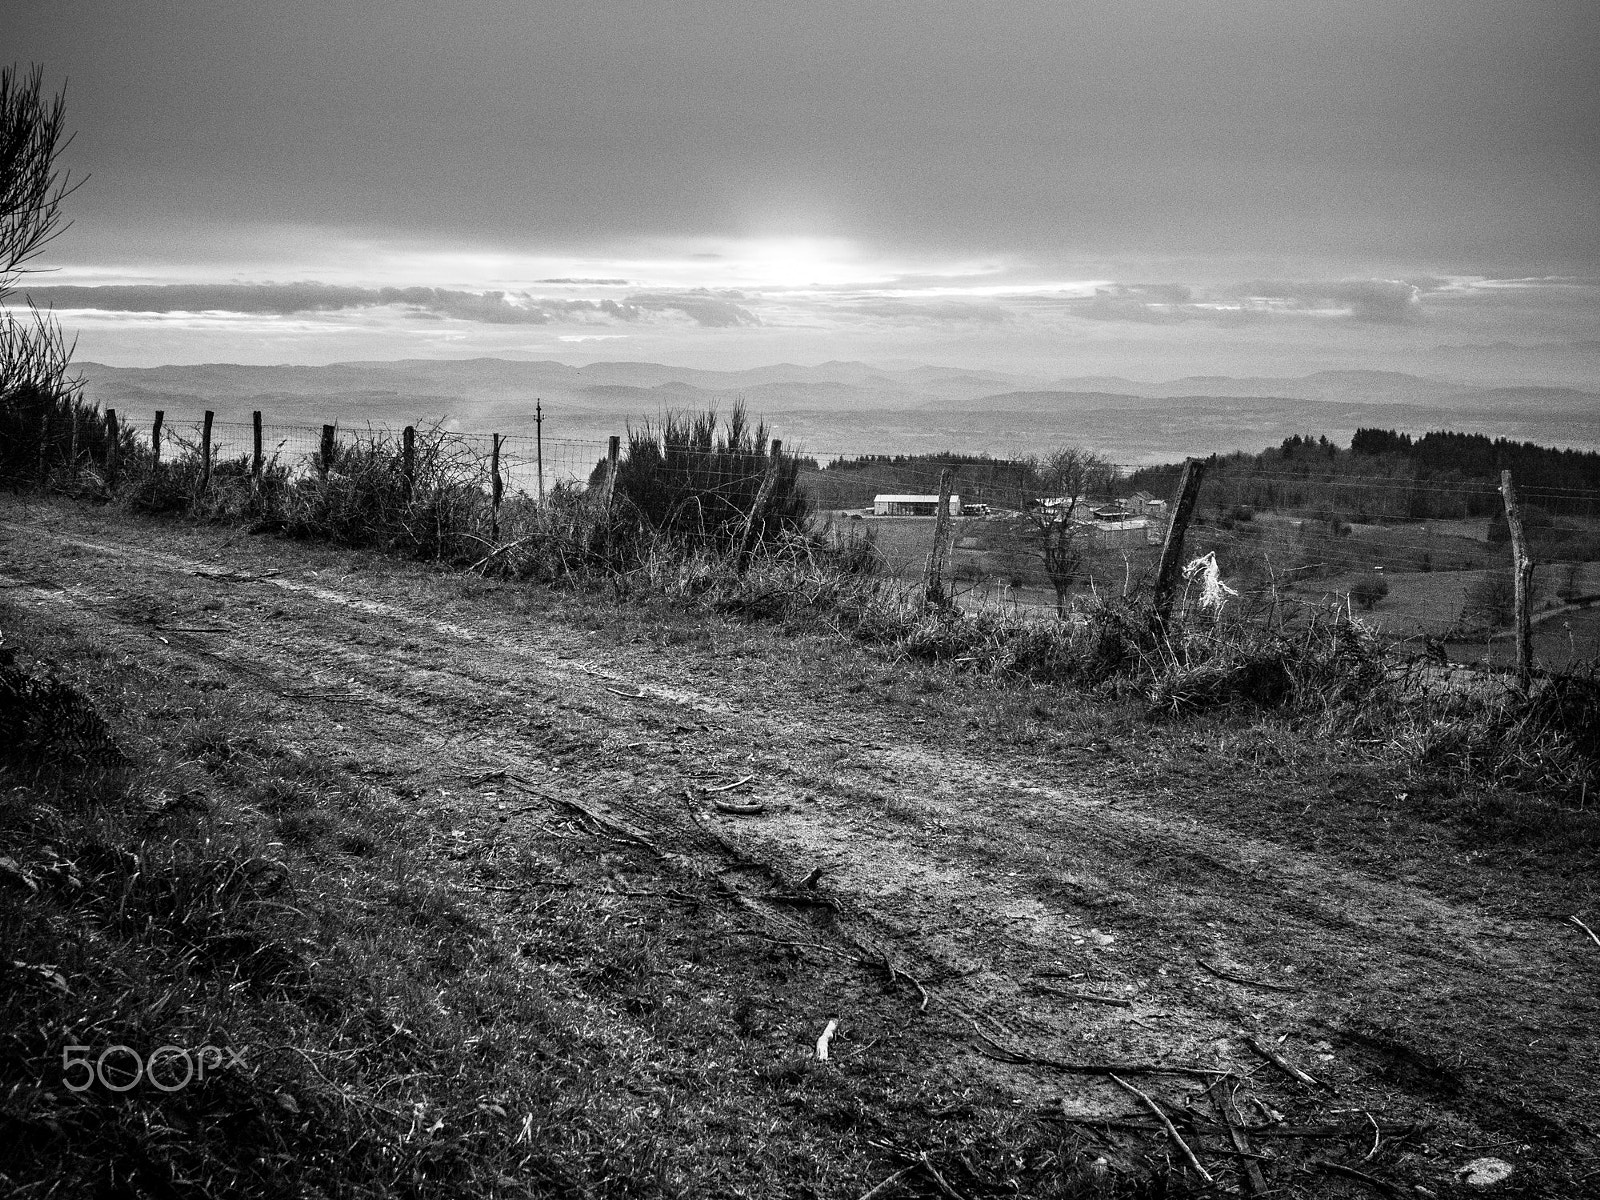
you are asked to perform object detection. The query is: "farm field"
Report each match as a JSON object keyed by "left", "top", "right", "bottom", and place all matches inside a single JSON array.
[{"left": 3, "top": 494, "right": 1599, "bottom": 1196}]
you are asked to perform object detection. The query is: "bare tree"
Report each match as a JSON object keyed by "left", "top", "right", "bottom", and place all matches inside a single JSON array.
[
  {"left": 2, "top": 63, "right": 81, "bottom": 403},
  {"left": 1008, "top": 446, "right": 1120, "bottom": 616}
]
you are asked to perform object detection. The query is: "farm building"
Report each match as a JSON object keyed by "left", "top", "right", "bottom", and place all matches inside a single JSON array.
[
  {"left": 1128, "top": 490, "right": 1168, "bottom": 517},
  {"left": 873, "top": 494, "right": 962, "bottom": 517}
]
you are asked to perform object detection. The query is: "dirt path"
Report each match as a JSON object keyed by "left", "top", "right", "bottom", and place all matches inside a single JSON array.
[{"left": 4, "top": 496, "right": 1597, "bottom": 1195}]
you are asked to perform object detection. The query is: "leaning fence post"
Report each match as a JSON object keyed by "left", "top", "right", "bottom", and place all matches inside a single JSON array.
[
  {"left": 402, "top": 425, "right": 416, "bottom": 496},
  {"left": 490, "top": 433, "right": 504, "bottom": 542},
  {"left": 320, "top": 424, "right": 336, "bottom": 478},
  {"left": 535, "top": 400, "right": 544, "bottom": 502},
  {"left": 922, "top": 467, "right": 955, "bottom": 607},
  {"left": 738, "top": 438, "right": 782, "bottom": 568},
  {"left": 152, "top": 410, "right": 165, "bottom": 468},
  {"left": 1152, "top": 458, "right": 1207, "bottom": 623},
  {"left": 251, "top": 410, "right": 263, "bottom": 488},
  {"left": 105, "top": 408, "right": 120, "bottom": 489},
  {"left": 200, "top": 410, "right": 215, "bottom": 494},
  {"left": 1500, "top": 469, "right": 1535, "bottom": 691},
  {"left": 601, "top": 435, "right": 620, "bottom": 510}
]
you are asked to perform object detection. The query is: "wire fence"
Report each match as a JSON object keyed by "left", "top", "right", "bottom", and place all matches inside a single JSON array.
[{"left": 94, "top": 406, "right": 1600, "bottom": 673}]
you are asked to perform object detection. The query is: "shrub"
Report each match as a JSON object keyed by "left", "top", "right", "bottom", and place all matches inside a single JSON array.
[
  {"left": 1349, "top": 575, "right": 1390, "bottom": 610},
  {"left": 1464, "top": 572, "right": 1515, "bottom": 627},
  {"left": 611, "top": 403, "right": 808, "bottom": 553}
]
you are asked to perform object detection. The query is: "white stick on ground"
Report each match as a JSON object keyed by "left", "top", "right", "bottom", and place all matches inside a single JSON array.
[{"left": 816, "top": 1018, "right": 839, "bottom": 1061}]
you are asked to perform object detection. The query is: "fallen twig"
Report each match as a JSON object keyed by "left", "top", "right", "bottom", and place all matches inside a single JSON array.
[
  {"left": 730, "top": 928, "right": 845, "bottom": 957},
  {"left": 969, "top": 1022, "right": 1228, "bottom": 1079},
  {"left": 550, "top": 797, "right": 666, "bottom": 857},
  {"left": 856, "top": 1167, "right": 915, "bottom": 1200},
  {"left": 1568, "top": 915, "right": 1600, "bottom": 949},
  {"left": 467, "top": 538, "right": 531, "bottom": 573},
  {"left": 1028, "top": 982, "right": 1132, "bottom": 1007},
  {"left": 1244, "top": 1035, "right": 1332, "bottom": 1092},
  {"left": 1213, "top": 1084, "right": 1269, "bottom": 1197},
  {"left": 471, "top": 880, "right": 575, "bottom": 893},
  {"left": 616, "top": 887, "right": 701, "bottom": 903},
  {"left": 918, "top": 1153, "right": 969, "bottom": 1200},
  {"left": 1109, "top": 1073, "right": 1214, "bottom": 1184},
  {"left": 1199, "top": 958, "right": 1302, "bottom": 993},
  {"left": 703, "top": 774, "right": 755, "bottom": 793},
  {"left": 713, "top": 798, "right": 766, "bottom": 815},
  {"left": 603, "top": 685, "right": 649, "bottom": 700},
  {"left": 816, "top": 1018, "right": 839, "bottom": 1061},
  {"left": 1308, "top": 1158, "right": 1404, "bottom": 1198},
  {"left": 877, "top": 952, "right": 932, "bottom": 1012}
]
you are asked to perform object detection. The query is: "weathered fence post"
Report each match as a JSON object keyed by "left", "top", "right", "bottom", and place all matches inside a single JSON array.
[
  {"left": 104, "top": 408, "right": 120, "bottom": 489},
  {"left": 490, "top": 433, "right": 504, "bottom": 542},
  {"left": 402, "top": 425, "right": 415, "bottom": 496},
  {"left": 600, "top": 435, "right": 620, "bottom": 510},
  {"left": 738, "top": 438, "right": 782, "bottom": 568},
  {"left": 1500, "top": 469, "right": 1535, "bottom": 691},
  {"left": 319, "top": 424, "right": 336, "bottom": 478},
  {"left": 251, "top": 410, "right": 263, "bottom": 489},
  {"left": 67, "top": 407, "right": 77, "bottom": 480},
  {"left": 151, "top": 411, "right": 164, "bottom": 468},
  {"left": 1152, "top": 458, "right": 1207, "bottom": 623},
  {"left": 922, "top": 467, "right": 955, "bottom": 608},
  {"left": 535, "top": 400, "right": 544, "bottom": 502},
  {"left": 200, "top": 410, "right": 215, "bottom": 494}
]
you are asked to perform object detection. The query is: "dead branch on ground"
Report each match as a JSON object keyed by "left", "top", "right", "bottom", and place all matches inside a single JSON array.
[
  {"left": 1027, "top": 982, "right": 1132, "bottom": 1007},
  {"left": 1199, "top": 958, "right": 1302, "bottom": 993},
  {"left": 1108, "top": 1073, "right": 1214, "bottom": 1184},
  {"left": 1244, "top": 1035, "right": 1332, "bottom": 1092}
]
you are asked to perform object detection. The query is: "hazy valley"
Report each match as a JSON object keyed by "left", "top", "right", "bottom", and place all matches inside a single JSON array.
[{"left": 76, "top": 357, "right": 1600, "bottom": 466}]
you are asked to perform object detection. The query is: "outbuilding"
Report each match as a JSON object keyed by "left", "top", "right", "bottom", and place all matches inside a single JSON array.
[{"left": 873, "top": 494, "right": 962, "bottom": 517}]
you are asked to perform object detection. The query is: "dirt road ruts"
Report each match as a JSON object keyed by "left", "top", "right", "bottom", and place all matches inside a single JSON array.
[{"left": 4, "top": 497, "right": 1596, "bottom": 1192}]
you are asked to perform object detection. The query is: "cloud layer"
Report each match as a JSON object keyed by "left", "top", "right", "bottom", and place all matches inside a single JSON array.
[{"left": 19, "top": 283, "right": 759, "bottom": 329}]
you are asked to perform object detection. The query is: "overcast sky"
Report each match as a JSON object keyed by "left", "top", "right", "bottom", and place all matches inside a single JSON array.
[{"left": 8, "top": 0, "right": 1600, "bottom": 379}]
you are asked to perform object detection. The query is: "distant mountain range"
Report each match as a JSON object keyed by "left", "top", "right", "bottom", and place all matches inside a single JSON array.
[{"left": 74, "top": 358, "right": 1600, "bottom": 466}]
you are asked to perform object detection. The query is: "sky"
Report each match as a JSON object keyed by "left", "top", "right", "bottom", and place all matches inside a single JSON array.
[{"left": 7, "top": 0, "right": 1600, "bottom": 382}]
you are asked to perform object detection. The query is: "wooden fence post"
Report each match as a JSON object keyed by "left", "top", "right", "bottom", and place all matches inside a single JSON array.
[
  {"left": 251, "top": 410, "right": 263, "bottom": 488},
  {"left": 152, "top": 410, "right": 164, "bottom": 468},
  {"left": 200, "top": 410, "right": 214, "bottom": 494},
  {"left": 1152, "top": 458, "right": 1207, "bottom": 623},
  {"left": 535, "top": 400, "right": 544, "bottom": 501},
  {"left": 105, "top": 408, "right": 120, "bottom": 488},
  {"left": 601, "top": 435, "right": 620, "bottom": 510},
  {"left": 1500, "top": 469, "right": 1535, "bottom": 691},
  {"left": 922, "top": 467, "right": 955, "bottom": 608},
  {"left": 738, "top": 438, "right": 781, "bottom": 567},
  {"left": 490, "top": 433, "right": 503, "bottom": 542},
  {"left": 320, "top": 424, "right": 336, "bottom": 478},
  {"left": 402, "top": 425, "right": 415, "bottom": 496},
  {"left": 67, "top": 407, "right": 77, "bottom": 480}
]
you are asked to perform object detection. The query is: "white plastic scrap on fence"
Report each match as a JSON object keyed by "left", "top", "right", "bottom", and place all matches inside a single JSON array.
[{"left": 1182, "top": 551, "right": 1238, "bottom": 610}]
